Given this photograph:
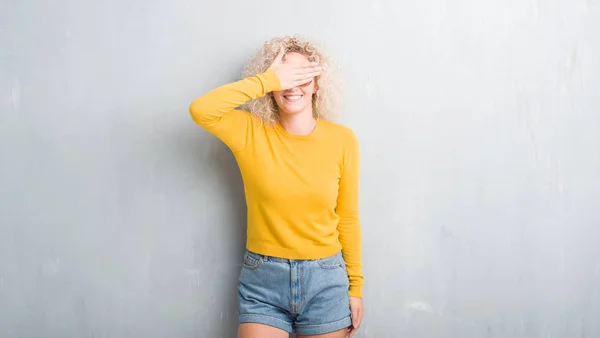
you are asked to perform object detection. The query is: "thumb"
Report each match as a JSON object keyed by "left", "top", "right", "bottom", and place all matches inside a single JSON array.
[{"left": 273, "top": 45, "right": 285, "bottom": 65}]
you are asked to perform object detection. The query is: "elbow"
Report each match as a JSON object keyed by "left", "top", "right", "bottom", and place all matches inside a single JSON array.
[
  {"left": 337, "top": 212, "right": 360, "bottom": 230},
  {"left": 189, "top": 99, "right": 204, "bottom": 123},
  {"left": 189, "top": 98, "right": 212, "bottom": 127}
]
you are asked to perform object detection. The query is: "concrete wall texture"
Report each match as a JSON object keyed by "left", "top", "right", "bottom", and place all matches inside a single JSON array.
[{"left": 1, "top": 0, "right": 599, "bottom": 337}]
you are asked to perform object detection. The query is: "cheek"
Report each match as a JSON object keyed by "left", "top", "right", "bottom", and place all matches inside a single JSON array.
[
  {"left": 272, "top": 92, "right": 284, "bottom": 104},
  {"left": 304, "top": 93, "right": 313, "bottom": 104},
  {"left": 303, "top": 88, "right": 315, "bottom": 102}
]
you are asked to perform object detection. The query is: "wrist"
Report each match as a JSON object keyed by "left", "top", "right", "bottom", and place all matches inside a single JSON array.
[{"left": 262, "top": 68, "right": 281, "bottom": 92}]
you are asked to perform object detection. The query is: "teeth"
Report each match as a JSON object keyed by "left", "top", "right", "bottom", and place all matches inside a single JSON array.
[{"left": 285, "top": 95, "right": 302, "bottom": 101}]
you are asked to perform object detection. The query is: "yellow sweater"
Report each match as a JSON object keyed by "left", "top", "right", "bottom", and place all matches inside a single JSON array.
[{"left": 189, "top": 68, "right": 363, "bottom": 297}]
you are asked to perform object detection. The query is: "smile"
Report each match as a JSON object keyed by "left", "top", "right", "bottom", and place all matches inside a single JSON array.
[{"left": 284, "top": 95, "right": 303, "bottom": 101}]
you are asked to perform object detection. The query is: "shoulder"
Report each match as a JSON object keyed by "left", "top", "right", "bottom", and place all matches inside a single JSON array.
[
  {"left": 319, "top": 120, "right": 358, "bottom": 139},
  {"left": 319, "top": 120, "right": 359, "bottom": 148}
]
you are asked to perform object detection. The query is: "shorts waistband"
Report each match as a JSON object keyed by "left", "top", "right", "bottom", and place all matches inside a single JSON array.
[{"left": 245, "top": 249, "right": 341, "bottom": 264}]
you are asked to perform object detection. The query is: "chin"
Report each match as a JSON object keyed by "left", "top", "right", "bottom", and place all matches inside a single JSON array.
[
  {"left": 275, "top": 93, "right": 313, "bottom": 116},
  {"left": 281, "top": 106, "right": 307, "bottom": 115}
]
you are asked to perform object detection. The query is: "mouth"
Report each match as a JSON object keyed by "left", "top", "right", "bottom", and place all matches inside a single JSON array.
[{"left": 283, "top": 94, "right": 303, "bottom": 102}]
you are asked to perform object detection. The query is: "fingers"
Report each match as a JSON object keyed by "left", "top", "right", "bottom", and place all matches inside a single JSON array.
[
  {"left": 293, "top": 64, "right": 321, "bottom": 72},
  {"left": 294, "top": 80, "right": 312, "bottom": 88},
  {"left": 302, "top": 66, "right": 322, "bottom": 74},
  {"left": 348, "top": 306, "right": 362, "bottom": 338},
  {"left": 293, "top": 77, "right": 318, "bottom": 88},
  {"left": 357, "top": 308, "right": 364, "bottom": 327},
  {"left": 273, "top": 57, "right": 321, "bottom": 89},
  {"left": 289, "top": 61, "right": 318, "bottom": 67},
  {"left": 352, "top": 308, "right": 360, "bottom": 328},
  {"left": 293, "top": 66, "right": 321, "bottom": 78},
  {"left": 348, "top": 324, "right": 359, "bottom": 338},
  {"left": 347, "top": 297, "right": 363, "bottom": 338},
  {"left": 290, "top": 65, "right": 320, "bottom": 86},
  {"left": 295, "top": 71, "right": 321, "bottom": 81},
  {"left": 297, "top": 79, "right": 314, "bottom": 88}
]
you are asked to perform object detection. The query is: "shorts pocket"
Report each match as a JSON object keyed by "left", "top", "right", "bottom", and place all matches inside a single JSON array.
[
  {"left": 317, "top": 252, "right": 344, "bottom": 270},
  {"left": 243, "top": 251, "right": 263, "bottom": 270}
]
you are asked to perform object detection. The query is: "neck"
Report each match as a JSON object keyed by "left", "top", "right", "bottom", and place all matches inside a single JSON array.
[{"left": 278, "top": 110, "right": 317, "bottom": 136}]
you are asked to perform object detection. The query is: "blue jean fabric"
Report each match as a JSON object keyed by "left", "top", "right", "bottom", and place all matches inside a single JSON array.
[{"left": 237, "top": 250, "right": 352, "bottom": 335}]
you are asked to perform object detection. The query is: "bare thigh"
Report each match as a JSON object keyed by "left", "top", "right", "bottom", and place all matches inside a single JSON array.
[
  {"left": 238, "top": 323, "right": 290, "bottom": 338},
  {"left": 297, "top": 328, "right": 348, "bottom": 338}
]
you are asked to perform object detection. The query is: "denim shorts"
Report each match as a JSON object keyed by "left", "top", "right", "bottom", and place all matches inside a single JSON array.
[{"left": 237, "top": 249, "right": 352, "bottom": 335}]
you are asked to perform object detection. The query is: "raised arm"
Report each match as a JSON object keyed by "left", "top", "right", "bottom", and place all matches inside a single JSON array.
[
  {"left": 189, "top": 47, "right": 321, "bottom": 152},
  {"left": 189, "top": 69, "right": 280, "bottom": 152}
]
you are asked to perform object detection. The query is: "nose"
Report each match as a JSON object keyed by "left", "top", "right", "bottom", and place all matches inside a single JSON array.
[
  {"left": 285, "top": 79, "right": 312, "bottom": 93},
  {"left": 284, "top": 88, "right": 302, "bottom": 94}
]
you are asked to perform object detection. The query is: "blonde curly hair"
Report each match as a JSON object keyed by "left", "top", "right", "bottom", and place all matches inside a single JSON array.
[{"left": 240, "top": 35, "right": 341, "bottom": 124}]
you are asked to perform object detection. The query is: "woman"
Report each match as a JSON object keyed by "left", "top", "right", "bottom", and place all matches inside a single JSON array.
[{"left": 189, "top": 36, "right": 364, "bottom": 338}]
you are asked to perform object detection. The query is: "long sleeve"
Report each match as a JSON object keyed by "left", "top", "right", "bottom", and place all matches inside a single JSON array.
[
  {"left": 189, "top": 68, "right": 281, "bottom": 152},
  {"left": 336, "top": 130, "right": 364, "bottom": 298}
]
